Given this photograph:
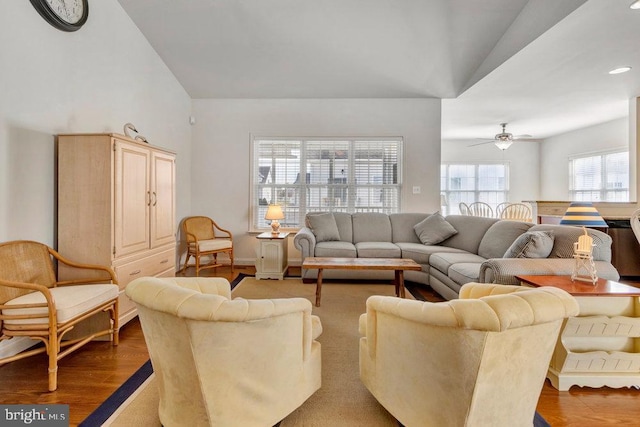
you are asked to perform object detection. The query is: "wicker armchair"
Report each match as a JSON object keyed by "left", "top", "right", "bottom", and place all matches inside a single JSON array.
[
  {"left": 0, "top": 240, "right": 119, "bottom": 391},
  {"left": 181, "top": 216, "right": 234, "bottom": 276}
]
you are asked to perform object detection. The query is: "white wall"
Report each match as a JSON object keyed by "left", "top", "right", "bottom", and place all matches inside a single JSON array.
[
  {"left": 0, "top": 1, "right": 192, "bottom": 247},
  {"left": 441, "top": 138, "right": 541, "bottom": 204},
  {"left": 191, "top": 98, "right": 441, "bottom": 264},
  {"left": 540, "top": 118, "right": 628, "bottom": 200}
]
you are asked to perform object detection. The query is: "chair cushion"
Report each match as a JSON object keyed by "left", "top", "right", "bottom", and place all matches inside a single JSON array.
[
  {"left": 503, "top": 231, "right": 554, "bottom": 259},
  {"left": 194, "top": 239, "right": 233, "bottom": 252},
  {"left": 413, "top": 212, "right": 458, "bottom": 245},
  {"left": 2, "top": 284, "right": 118, "bottom": 326}
]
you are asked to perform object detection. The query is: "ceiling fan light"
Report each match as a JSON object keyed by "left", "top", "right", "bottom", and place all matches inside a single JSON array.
[
  {"left": 630, "top": 0, "right": 640, "bottom": 9},
  {"left": 494, "top": 140, "right": 513, "bottom": 150},
  {"left": 609, "top": 66, "right": 632, "bottom": 74}
]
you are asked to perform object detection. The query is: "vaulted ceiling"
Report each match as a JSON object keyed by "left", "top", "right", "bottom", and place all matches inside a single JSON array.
[{"left": 118, "top": 0, "right": 640, "bottom": 141}]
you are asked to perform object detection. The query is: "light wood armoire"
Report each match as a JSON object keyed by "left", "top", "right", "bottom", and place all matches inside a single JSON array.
[{"left": 57, "top": 133, "right": 176, "bottom": 326}]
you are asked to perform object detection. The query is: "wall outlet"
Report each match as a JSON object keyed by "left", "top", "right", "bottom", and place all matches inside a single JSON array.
[{"left": 412, "top": 186, "right": 421, "bottom": 194}]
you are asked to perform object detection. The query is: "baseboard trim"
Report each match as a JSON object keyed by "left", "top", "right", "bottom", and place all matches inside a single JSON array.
[{"left": 0, "top": 337, "right": 39, "bottom": 359}]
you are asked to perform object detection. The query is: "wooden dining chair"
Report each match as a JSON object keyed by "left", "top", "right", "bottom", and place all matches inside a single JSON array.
[
  {"left": 467, "top": 201, "right": 494, "bottom": 218},
  {"left": 495, "top": 202, "right": 509, "bottom": 218},
  {"left": 499, "top": 202, "right": 532, "bottom": 222},
  {"left": 458, "top": 202, "right": 470, "bottom": 215}
]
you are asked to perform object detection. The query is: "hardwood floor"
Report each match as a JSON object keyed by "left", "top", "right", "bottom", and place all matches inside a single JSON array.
[{"left": 1, "top": 266, "right": 638, "bottom": 426}]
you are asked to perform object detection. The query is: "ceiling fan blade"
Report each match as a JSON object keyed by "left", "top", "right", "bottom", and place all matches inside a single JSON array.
[
  {"left": 512, "top": 134, "right": 533, "bottom": 139},
  {"left": 468, "top": 140, "right": 495, "bottom": 147}
]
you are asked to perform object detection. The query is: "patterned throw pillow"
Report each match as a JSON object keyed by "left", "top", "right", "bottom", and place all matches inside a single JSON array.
[
  {"left": 413, "top": 212, "right": 458, "bottom": 245},
  {"left": 307, "top": 213, "right": 341, "bottom": 242},
  {"left": 503, "top": 231, "right": 555, "bottom": 258}
]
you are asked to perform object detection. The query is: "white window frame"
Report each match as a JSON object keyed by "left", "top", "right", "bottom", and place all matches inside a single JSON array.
[
  {"left": 250, "top": 136, "right": 403, "bottom": 232},
  {"left": 568, "top": 149, "right": 629, "bottom": 202},
  {"left": 440, "top": 162, "right": 510, "bottom": 215}
]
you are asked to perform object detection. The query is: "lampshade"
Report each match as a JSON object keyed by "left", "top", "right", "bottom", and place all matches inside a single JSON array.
[
  {"left": 265, "top": 204, "right": 285, "bottom": 220},
  {"left": 494, "top": 140, "right": 513, "bottom": 150},
  {"left": 559, "top": 202, "right": 608, "bottom": 228}
]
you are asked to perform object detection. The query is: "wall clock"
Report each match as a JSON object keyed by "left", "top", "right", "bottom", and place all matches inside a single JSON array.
[{"left": 29, "top": 0, "right": 89, "bottom": 32}]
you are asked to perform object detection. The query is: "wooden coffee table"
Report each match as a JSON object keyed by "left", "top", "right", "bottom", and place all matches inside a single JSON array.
[
  {"left": 516, "top": 275, "right": 640, "bottom": 390},
  {"left": 301, "top": 257, "right": 422, "bottom": 306}
]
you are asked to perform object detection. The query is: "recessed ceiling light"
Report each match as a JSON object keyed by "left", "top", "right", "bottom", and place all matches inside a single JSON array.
[
  {"left": 609, "top": 66, "right": 632, "bottom": 75},
  {"left": 631, "top": 1, "right": 640, "bottom": 10}
]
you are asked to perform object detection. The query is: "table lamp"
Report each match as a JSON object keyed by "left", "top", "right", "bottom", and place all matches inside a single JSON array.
[
  {"left": 559, "top": 202, "right": 608, "bottom": 284},
  {"left": 265, "top": 204, "right": 285, "bottom": 234}
]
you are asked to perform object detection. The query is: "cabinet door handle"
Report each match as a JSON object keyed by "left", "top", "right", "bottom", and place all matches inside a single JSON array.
[
  {"left": 152, "top": 191, "right": 157, "bottom": 206},
  {"left": 147, "top": 191, "right": 151, "bottom": 206},
  {"left": 160, "top": 259, "right": 169, "bottom": 264},
  {"left": 130, "top": 270, "right": 142, "bottom": 276}
]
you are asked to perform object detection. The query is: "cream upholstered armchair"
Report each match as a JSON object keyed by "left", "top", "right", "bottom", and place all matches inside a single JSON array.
[
  {"left": 126, "top": 276, "right": 322, "bottom": 427},
  {"left": 359, "top": 283, "right": 579, "bottom": 427},
  {"left": 0, "top": 240, "right": 119, "bottom": 391},
  {"left": 181, "top": 216, "right": 234, "bottom": 276}
]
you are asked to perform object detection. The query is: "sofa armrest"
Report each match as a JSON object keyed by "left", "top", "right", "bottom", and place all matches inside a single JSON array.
[
  {"left": 294, "top": 227, "right": 316, "bottom": 260},
  {"left": 479, "top": 258, "right": 620, "bottom": 285}
]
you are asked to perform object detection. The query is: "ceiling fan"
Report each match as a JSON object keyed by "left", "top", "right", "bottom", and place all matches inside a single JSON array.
[{"left": 470, "top": 123, "right": 535, "bottom": 150}]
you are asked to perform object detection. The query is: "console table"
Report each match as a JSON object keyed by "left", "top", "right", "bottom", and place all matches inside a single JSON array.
[{"left": 517, "top": 275, "right": 640, "bottom": 390}]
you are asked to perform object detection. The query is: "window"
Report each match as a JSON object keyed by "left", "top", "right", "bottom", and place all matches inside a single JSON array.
[
  {"left": 440, "top": 162, "right": 509, "bottom": 214},
  {"left": 251, "top": 137, "right": 403, "bottom": 230},
  {"left": 569, "top": 150, "right": 629, "bottom": 202}
]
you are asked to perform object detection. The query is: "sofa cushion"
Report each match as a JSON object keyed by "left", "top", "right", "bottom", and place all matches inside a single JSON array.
[
  {"left": 397, "top": 243, "right": 467, "bottom": 265},
  {"left": 390, "top": 213, "right": 430, "bottom": 243},
  {"left": 333, "top": 212, "right": 354, "bottom": 242},
  {"left": 440, "top": 215, "right": 499, "bottom": 254},
  {"left": 315, "top": 241, "right": 357, "bottom": 258},
  {"left": 477, "top": 220, "right": 532, "bottom": 259},
  {"left": 448, "top": 263, "right": 482, "bottom": 286},
  {"left": 429, "top": 252, "right": 487, "bottom": 275},
  {"left": 355, "top": 242, "right": 401, "bottom": 258},
  {"left": 307, "top": 213, "right": 340, "bottom": 242},
  {"left": 353, "top": 212, "right": 392, "bottom": 243},
  {"left": 413, "top": 212, "right": 458, "bottom": 245},
  {"left": 503, "top": 231, "right": 555, "bottom": 259}
]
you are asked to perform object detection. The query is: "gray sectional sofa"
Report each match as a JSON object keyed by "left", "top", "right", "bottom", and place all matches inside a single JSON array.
[{"left": 293, "top": 212, "right": 620, "bottom": 300}]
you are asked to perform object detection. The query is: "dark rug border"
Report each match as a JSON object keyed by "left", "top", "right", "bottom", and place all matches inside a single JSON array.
[
  {"left": 79, "top": 359, "right": 153, "bottom": 426},
  {"left": 81, "top": 276, "right": 549, "bottom": 427}
]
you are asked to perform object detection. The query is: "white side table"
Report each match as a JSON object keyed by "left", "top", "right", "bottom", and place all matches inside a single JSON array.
[
  {"left": 255, "top": 232, "right": 289, "bottom": 280},
  {"left": 517, "top": 275, "right": 640, "bottom": 390}
]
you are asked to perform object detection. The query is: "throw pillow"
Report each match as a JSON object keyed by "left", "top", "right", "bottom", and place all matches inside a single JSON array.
[
  {"left": 307, "top": 213, "right": 341, "bottom": 242},
  {"left": 503, "top": 231, "right": 555, "bottom": 259},
  {"left": 413, "top": 212, "right": 458, "bottom": 245}
]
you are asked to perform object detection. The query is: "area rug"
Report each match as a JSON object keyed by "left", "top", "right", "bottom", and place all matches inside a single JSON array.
[{"left": 83, "top": 275, "right": 550, "bottom": 427}]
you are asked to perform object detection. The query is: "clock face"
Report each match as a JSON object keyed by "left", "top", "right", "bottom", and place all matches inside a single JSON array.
[
  {"left": 46, "top": 0, "right": 85, "bottom": 24},
  {"left": 30, "top": 0, "right": 89, "bottom": 32}
]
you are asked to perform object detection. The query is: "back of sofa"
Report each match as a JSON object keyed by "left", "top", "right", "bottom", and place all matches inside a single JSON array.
[
  {"left": 529, "top": 224, "right": 612, "bottom": 261},
  {"left": 477, "top": 220, "right": 533, "bottom": 259},
  {"left": 390, "top": 213, "right": 430, "bottom": 243},
  {"left": 352, "top": 212, "right": 392, "bottom": 243},
  {"left": 440, "top": 215, "right": 499, "bottom": 254}
]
